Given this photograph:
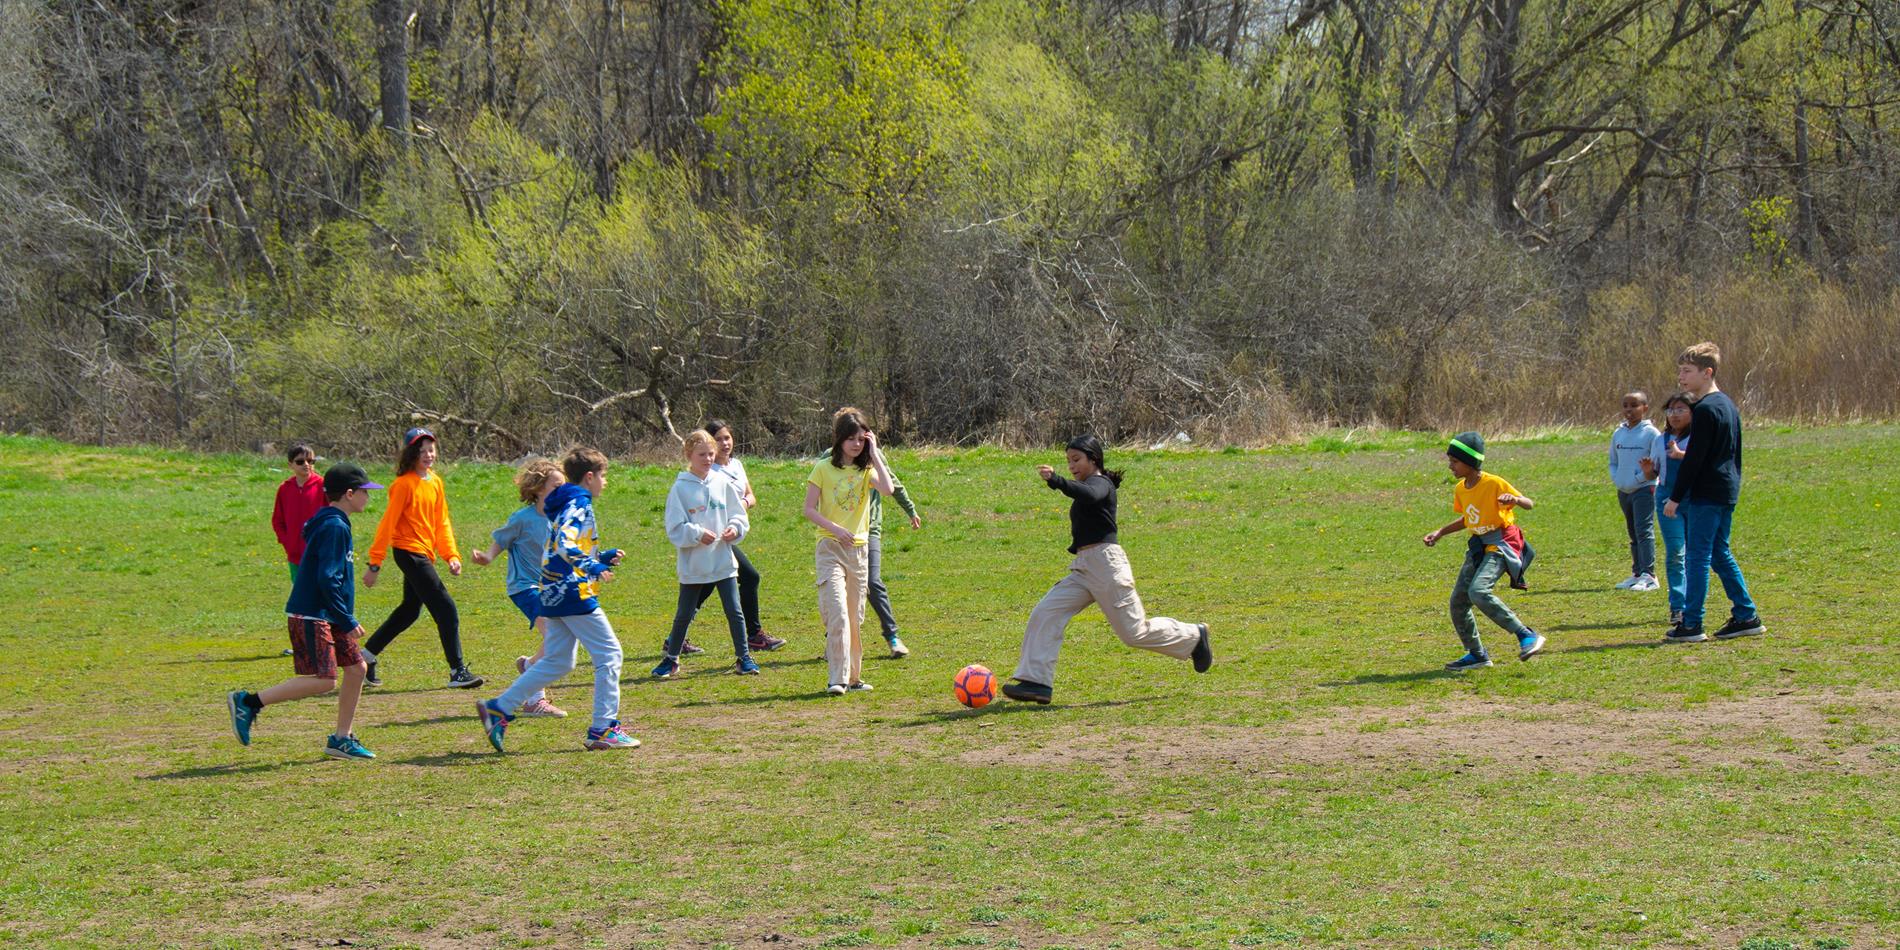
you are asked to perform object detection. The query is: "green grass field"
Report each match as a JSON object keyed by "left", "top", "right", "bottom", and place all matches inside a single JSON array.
[{"left": 1, "top": 428, "right": 1896, "bottom": 949}]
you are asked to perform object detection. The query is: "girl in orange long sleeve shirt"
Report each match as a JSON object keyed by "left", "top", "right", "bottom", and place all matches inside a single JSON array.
[{"left": 360, "top": 428, "right": 482, "bottom": 689}]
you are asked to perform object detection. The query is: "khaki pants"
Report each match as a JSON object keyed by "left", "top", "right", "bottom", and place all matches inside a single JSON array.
[
  {"left": 1013, "top": 543, "right": 1199, "bottom": 687},
  {"left": 815, "top": 537, "right": 869, "bottom": 686}
]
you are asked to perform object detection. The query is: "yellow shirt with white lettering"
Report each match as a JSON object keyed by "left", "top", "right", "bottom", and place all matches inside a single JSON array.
[{"left": 1452, "top": 471, "right": 1519, "bottom": 551}]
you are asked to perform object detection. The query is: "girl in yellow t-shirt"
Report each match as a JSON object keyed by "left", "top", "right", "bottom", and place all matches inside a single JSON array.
[{"left": 802, "top": 407, "right": 895, "bottom": 695}]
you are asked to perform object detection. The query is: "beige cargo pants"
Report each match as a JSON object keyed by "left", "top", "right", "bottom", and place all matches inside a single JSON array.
[
  {"left": 1013, "top": 543, "right": 1199, "bottom": 687},
  {"left": 815, "top": 537, "right": 869, "bottom": 687}
]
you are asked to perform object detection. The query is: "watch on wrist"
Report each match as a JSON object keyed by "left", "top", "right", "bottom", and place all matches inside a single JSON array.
[{"left": 367, "top": 564, "right": 381, "bottom": 572}]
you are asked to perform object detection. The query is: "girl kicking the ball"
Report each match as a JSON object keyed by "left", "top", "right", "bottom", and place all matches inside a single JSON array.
[{"left": 1003, "top": 435, "right": 1212, "bottom": 704}]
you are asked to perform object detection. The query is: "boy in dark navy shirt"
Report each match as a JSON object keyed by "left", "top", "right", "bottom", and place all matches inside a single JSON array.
[
  {"left": 1662, "top": 342, "right": 1764, "bottom": 643},
  {"left": 227, "top": 462, "right": 383, "bottom": 760}
]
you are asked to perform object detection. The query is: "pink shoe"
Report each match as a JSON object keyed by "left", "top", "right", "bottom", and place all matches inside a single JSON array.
[{"left": 519, "top": 696, "right": 567, "bottom": 718}]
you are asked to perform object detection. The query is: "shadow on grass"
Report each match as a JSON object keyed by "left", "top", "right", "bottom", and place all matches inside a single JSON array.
[
  {"left": 1526, "top": 587, "right": 1618, "bottom": 595},
  {"left": 376, "top": 714, "right": 473, "bottom": 728},
  {"left": 386, "top": 750, "right": 510, "bottom": 767},
  {"left": 893, "top": 697, "right": 1158, "bottom": 727},
  {"left": 158, "top": 653, "right": 286, "bottom": 665},
  {"left": 1554, "top": 639, "right": 1671, "bottom": 655},
  {"left": 142, "top": 759, "right": 329, "bottom": 781},
  {"left": 672, "top": 690, "right": 836, "bottom": 708},
  {"left": 1317, "top": 669, "right": 1456, "bottom": 687},
  {"left": 1545, "top": 621, "right": 1654, "bottom": 632}
]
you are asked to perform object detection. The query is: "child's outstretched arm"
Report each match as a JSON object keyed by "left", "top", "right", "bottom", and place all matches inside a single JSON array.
[
  {"left": 469, "top": 540, "right": 505, "bottom": 566},
  {"left": 1423, "top": 517, "right": 1465, "bottom": 546}
]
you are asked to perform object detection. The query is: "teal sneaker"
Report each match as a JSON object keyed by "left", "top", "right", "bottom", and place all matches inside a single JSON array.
[
  {"left": 476, "top": 698, "right": 514, "bottom": 753},
  {"left": 1517, "top": 631, "right": 1547, "bottom": 661},
  {"left": 227, "top": 690, "right": 257, "bottom": 746},
  {"left": 324, "top": 733, "right": 376, "bottom": 760},
  {"left": 1444, "top": 652, "right": 1493, "bottom": 672}
]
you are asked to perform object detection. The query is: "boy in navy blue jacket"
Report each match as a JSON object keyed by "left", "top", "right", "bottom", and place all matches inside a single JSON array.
[{"left": 227, "top": 462, "right": 382, "bottom": 760}]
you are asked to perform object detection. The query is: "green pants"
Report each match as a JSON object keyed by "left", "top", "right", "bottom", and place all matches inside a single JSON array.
[{"left": 1449, "top": 549, "right": 1530, "bottom": 658}]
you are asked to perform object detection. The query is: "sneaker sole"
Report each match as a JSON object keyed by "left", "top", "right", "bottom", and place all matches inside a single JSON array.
[
  {"left": 585, "top": 738, "right": 642, "bottom": 750},
  {"left": 323, "top": 747, "right": 373, "bottom": 761},
  {"left": 1714, "top": 626, "right": 1765, "bottom": 640},
  {"left": 1444, "top": 662, "right": 1494, "bottom": 672},
  {"left": 751, "top": 641, "right": 787, "bottom": 652},
  {"left": 447, "top": 677, "right": 485, "bottom": 689},
  {"left": 519, "top": 707, "right": 568, "bottom": 718},
  {"left": 1001, "top": 689, "right": 1052, "bottom": 704},
  {"left": 1663, "top": 635, "right": 1708, "bottom": 644}
]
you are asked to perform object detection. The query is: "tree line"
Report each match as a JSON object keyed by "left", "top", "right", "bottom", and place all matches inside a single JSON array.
[{"left": 1, "top": 0, "right": 1895, "bottom": 457}]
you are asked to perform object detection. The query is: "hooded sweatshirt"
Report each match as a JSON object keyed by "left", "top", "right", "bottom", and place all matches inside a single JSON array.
[
  {"left": 285, "top": 505, "right": 359, "bottom": 630},
  {"left": 537, "top": 483, "right": 623, "bottom": 616},
  {"left": 1609, "top": 419, "right": 1666, "bottom": 493},
  {"left": 664, "top": 470, "right": 750, "bottom": 584}
]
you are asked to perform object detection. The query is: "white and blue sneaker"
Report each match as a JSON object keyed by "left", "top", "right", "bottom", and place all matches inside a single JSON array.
[
  {"left": 324, "top": 733, "right": 376, "bottom": 760},
  {"left": 651, "top": 655, "right": 680, "bottom": 679},
  {"left": 1518, "top": 631, "right": 1547, "bottom": 661},
  {"left": 1444, "top": 652, "right": 1493, "bottom": 672}
]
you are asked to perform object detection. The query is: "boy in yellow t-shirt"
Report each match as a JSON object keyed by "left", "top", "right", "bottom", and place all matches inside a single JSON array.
[{"left": 1422, "top": 431, "right": 1546, "bottom": 671}]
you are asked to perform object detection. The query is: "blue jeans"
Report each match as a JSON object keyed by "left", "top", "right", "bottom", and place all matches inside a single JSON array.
[
  {"left": 867, "top": 533, "right": 900, "bottom": 641},
  {"left": 1656, "top": 505, "right": 1686, "bottom": 614},
  {"left": 665, "top": 576, "right": 750, "bottom": 660},
  {"left": 497, "top": 608, "right": 622, "bottom": 730},
  {"left": 1680, "top": 502, "right": 1757, "bottom": 629}
]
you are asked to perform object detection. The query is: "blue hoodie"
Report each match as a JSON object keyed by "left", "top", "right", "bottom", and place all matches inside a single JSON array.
[
  {"left": 285, "top": 505, "right": 358, "bottom": 629},
  {"left": 537, "top": 483, "right": 623, "bottom": 617}
]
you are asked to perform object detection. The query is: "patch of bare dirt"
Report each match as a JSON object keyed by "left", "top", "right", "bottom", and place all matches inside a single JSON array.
[{"left": 953, "top": 690, "right": 1900, "bottom": 777}]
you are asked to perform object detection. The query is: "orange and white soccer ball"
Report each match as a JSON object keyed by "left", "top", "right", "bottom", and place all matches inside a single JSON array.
[{"left": 953, "top": 664, "right": 996, "bottom": 708}]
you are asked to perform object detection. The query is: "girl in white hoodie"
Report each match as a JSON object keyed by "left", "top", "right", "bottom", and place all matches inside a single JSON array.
[{"left": 652, "top": 430, "right": 756, "bottom": 677}]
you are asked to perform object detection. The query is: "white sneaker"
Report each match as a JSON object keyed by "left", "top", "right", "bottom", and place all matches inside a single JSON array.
[
  {"left": 1630, "top": 574, "right": 1660, "bottom": 592},
  {"left": 848, "top": 682, "right": 874, "bottom": 692},
  {"left": 1614, "top": 575, "right": 1641, "bottom": 590},
  {"left": 826, "top": 684, "right": 847, "bottom": 696},
  {"left": 888, "top": 637, "right": 909, "bottom": 658}
]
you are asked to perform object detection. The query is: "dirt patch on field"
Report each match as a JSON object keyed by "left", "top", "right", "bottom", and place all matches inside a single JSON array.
[{"left": 953, "top": 690, "right": 1900, "bottom": 778}]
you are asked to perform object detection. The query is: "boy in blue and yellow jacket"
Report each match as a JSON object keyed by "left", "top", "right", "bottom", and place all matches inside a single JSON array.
[{"left": 477, "top": 447, "right": 640, "bottom": 752}]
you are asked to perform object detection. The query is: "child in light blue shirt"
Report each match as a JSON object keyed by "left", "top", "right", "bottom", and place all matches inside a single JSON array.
[{"left": 470, "top": 459, "right": 567, "bottom": 718}]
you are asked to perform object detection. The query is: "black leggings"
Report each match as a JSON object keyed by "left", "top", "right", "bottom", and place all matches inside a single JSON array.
[
  {"left": 364, "top": 548, "right": 464, "bottom": 669},
  {"left": 693, "top": 545, "right": 762, "bottom": 636}
]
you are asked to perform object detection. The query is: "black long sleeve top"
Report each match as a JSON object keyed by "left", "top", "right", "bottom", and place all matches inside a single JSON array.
[{"left": 1046, "top": 472, "right": 1118, "bottom": 554}]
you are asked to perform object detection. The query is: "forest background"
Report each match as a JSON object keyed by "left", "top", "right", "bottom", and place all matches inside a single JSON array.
[{"left": 1, "top": 0, "right": 1896, "bottom": 457}]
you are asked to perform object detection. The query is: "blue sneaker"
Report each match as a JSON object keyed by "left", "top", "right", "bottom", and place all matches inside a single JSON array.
[
  {"left": 476, "top": 699, "right": 514, "bottom": 753},
  {"left": 734, "top": 655, "right": 761, "bottom": 675},
  {"left": 1444, "top": 652, "right": 1493, "bottom": 672},
  {"left": 227, "top": 690, "right": 257, "bottom": 746},
  {"left": 651, "top": 655, "right": 680, "bottom": 679},
  {"left": 324, "top": 733, "right": 376, "bottom": 760},
  {"left": 1518, "top": 631, "right": 1547, "bottom": 661}
]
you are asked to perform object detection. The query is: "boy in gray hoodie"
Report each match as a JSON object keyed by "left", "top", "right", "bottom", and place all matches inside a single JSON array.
[
  {"left": 1609, "top": 391, "right": 1667, "bottom": 591},
  {"left": 653, "top": 430, "right": 756, "bottom": 677}
]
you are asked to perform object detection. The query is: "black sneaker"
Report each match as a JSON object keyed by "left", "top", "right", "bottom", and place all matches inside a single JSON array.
[
  {"left": 1713, "top": 616, "right": 1765, "bottom": 640},
  {"left": 1001, "top": 679, "right": 1053, "bottom": 704},
  {"left": 1663, "top": 624, "right": 1707, "bottom": 644},
  {"left": 1191, "top": 624, "right": 1214, "bottom": 673},
  {"left": 364, "top": 660, "right": 382, "bottom": 687},
  {"left": 447, "top": 667, "right": 484, "bottom": 689}
]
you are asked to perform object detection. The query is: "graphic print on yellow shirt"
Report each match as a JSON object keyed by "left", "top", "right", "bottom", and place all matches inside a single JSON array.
[
  {"left": 807, "top": 459, "right": 873, "bottom": 544},
  {"left": 1452, "top": 471, "right": 1520, "bottom": 551}
]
